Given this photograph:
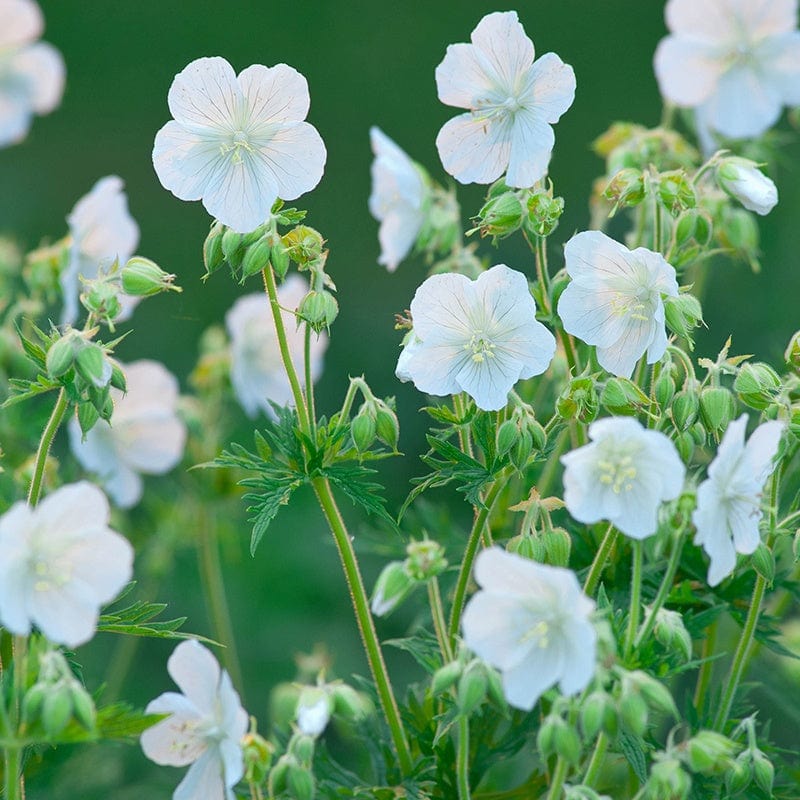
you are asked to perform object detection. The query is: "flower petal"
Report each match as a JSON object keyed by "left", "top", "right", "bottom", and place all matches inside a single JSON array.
[
  {"left": 436, "top": 112, "right": 511, "bottom": 185},
  {"left": 470, "top": 11, "right": 534, "bottom": 91},
  {"left": 558, "top": 619, "right": 597, "bottom": 695},
  {"left": 34, "top": 481, "right": 110, "bottom": 538},
  {"left": 462, "top": 592, "right": 536, "bottom": 670},
  {"left": 10, "top": 41, "right": 65, "bottom": 113},
  {"left": 142, "top": 692, "right": 206, "bottom": 766},
  {"left": 168, "top": 640, "right": 222, "bottom": 713},
  {"left": 760, "top": 31, "right": 800, "bottom": 105},
  {"left": 654, "top": 36, "right": 724, "bottom": 106},
  {"left": 174, "top": 748, "right": 227, "bottom": 800},
  {"left": 523, "top": 52, "right": 576, "bottom": 123},
  {"left": 237, "top": 63, "right": 310, "bottom": 125},
  {"left": 435, "top": 42, "right": 495, "bottom": 108},
  {"left": 501, "top": 640, "right": 564, "bottom": 711},
  {"left": 167, "top": 56, "right": 240, "bottom": 132},
  {"left": 0, "top": 0, "right": 42, "bottom": 49},
  {"left": 505, "top": 109, "right": 554, "bottom": 188},
  {"left": 664, "top": 0, "right": 739, "bottom": 42}
]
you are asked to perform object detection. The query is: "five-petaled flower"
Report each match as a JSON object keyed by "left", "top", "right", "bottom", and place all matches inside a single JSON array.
[
  {"left": 462, "top": 547, "right": 596, "bottom": 711},
  {"left": 0, "top": 0, "right": 64, "bottom": 148},
  {"left": 654, "top": 0, "right": 800, "bottom": 140},
  {"left": 141, "top": 639, "right": 249, "bottom": 800},
  {"left": 395, "top": 264, "right": 556, "bottom": 412},
  {"left": 61, "top": 175, "right": 140, "bottom": 325},
  {"left": 68, "top": 359, "right": 187, "bottom": 509},
  {"left": 226, "top": 274, "right": 328, "bottom": 418},
  {"left": 693, "top": 415, "right": 784, "bottom": 586},
  {"left": 368, "top": 126, "right": 428, "bottom": 272},
  {"left": 435, "top": 10, "right": 576, "bottom": 188},
  {"left": 561, "top": 417, "right": 686, "bottom": 539},
  {"left": 153, "top": 56, "right": 327, "bottom": 234},
  {"left": 0, "top": 482, "right": 133, "bottom": 647},
  {"left": 558, "top": 230, "right": 679, "bottom": 379}
]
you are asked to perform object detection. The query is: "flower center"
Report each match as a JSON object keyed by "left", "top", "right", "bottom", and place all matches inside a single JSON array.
[
  {"left": 473, "top": 92, "right": 524, "bottom": 122},
  {"left": 597, "top": 454, "right": 637, "bottom": 493},
  {"left": 521, "top": 619, "right": 552, "bottom": 648},
  {"left": 610, "top": 285, "right": 653, "bottom": 322},
  {"left": 31, "top": 557, "right": 70, "bottom": 593},
  {"left": 220, "top": 130, "right": 254, "bottom": 165},
  {"left": 465, "top": 332, "right": 496, "bottom": 363}
]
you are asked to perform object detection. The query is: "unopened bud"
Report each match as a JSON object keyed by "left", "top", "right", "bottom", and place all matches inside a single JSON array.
[
  {"left": 725, "top": 752, "right": 752, "bottom": 796},
  {"left": 733, "top": 362, "right": 781, "bottom": 410},
  {"left": 671, "top": 390, "right": 699, "bottom": 430},
  {"left": 457, "top": 661, "right": 488, "bottom": 715},
  {"left": 580, "top": 690, "right": 617, "bottom": 740},
  {"left": 298, "top": 289, "right": 338, "bottom": 332},
  {"left": 526, "top": 191, "right": 565, "bottom": 237},
  {"left": 374, "top": 399, "right": 400, "bottom": 449},
  {"left": 42, "top": 684, "right": 73, "bottom": 737},
  {"left": 507, "top": 532, "right": 546, "bottom": 562},
  {"left": 405, "top": 539, "right": 447, "bottom": 581},
  {"left": 351, "top": 407, "right": 377, "bottom": 452},
  {"left": 716, "top": 158, "right": 778, "bottom": 216},
  {"left": 600, "top": 377, "right": 648, "bottom": 415},
  {"left": 604, "top": 168, "right": 646, "bottom": 214},
  {"left": 699, "top": 387, "right": 736, "bottom": 434},
  {"left": 286, "top": 763, "right": 316, "bottom": 800},
  {"left": 46, "top": 332, "right": 79, "bottom": 378},
  {"left": 69, "top": 684, "right": 95, "bottom": 730},
  {"left": 646, "top": 759, "right": 691, "bottom": 800},
  {"left": 203, "top": 221, "right": 225, "bottom": 275},
  {"left": 295, "top": 689, "right": 332, "bottom": 738},
  {"left": 674, "top": 209, "right": 712, "bottom": 248},
  {"left": 674, "top": 431, "right": 694, "bottom": 462},
  {"left": 241, "top": 236, "right": 273, "bottom": 279},
  {"left": 370, "top": 561, "right": 414, "bottom": 616},
  {"left": 332, "top": 683, "right": 371, "bottom": 722},
  {"left": 664, "top": 294, "right": 703, "bottom": 341},
  {"left": 121, "top": 257, "right": 181, "bottom": 297},
  {"left": 752, "top": 749, "right": 774, "bottom": 795},
  {"left": 221, "top": 228, "right": 244, "bottom": 265},
  {"left": 653, "top": 607, "right": 692, "bottom": 662},
  {"left": 619, "top": 689, "right": 648, "bottom": 736},
  {"left": 270, "top": 235, "right": 290, "bottom": 279},
  {"left": 432, "top": 661, "right": 463, "bottom": 695},
  {"left": 476, "top": 192, "right": 524, "bottom": 239},
  {"left": 75, "top": 343, "right": 112, "bottom": 389},
  {"left": 543, "top": 527, "right": 571, "bottom": 567},
  {"left": 687, "top": 730, "right": 737, "bottom": 775},
  {"left": 751, "top": 542, "right": 775, "bottom": 586},
  {"left": 654, "top": 370, "right": 676, "bottom": 408},
  {"left": 625, "top": 671, "right": 678, "bottom": 718}
]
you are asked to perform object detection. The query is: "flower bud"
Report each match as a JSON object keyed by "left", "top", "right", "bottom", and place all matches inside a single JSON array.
[
  {"left": 374, "top": 399, "right": 400, "bottom": 449},
  {"left": 476, "top": 192, "right": 524, "bottom": 239},
  {"left": 432, "top": 661, "right": 463, "bottom": 695},
  {"left": 351, "top": 406, "right": 377, "bottom": 452},
  {"left": 69, "top": 683, "right": 96, "bottom": 730},
  {"left": 370, "top": 561, "right": 414, "bottom": 616},
  {"left": 718, "top": 208, "right": 760, "bottom": 269},
  {"left": 496, "top": 419, "right": 519, "bottom": 457},
  {"left": 46, "top": 332, "right": 80, "bottom": 378},
  {"left": 687, "top": 730, "right": 737, "bottom": 775},
  {"left": 752, "top": 749, "right": 774, "bottom": 795},
  {"left": 243, "top": 731, "right": 274, "bottom": 785},
  {"left": 784, "top": 330, "right": 800, "bottom": 371},
  {"left": 750, "top": 542, "right": 775, "bottom": 586},
  {"left": 654, "top": 370, "right": 676, "bottom": 408},
  {"left": 506, "top": 532, "right": 546, "bottom": 562},
  {"left": 603, "top": 168, "right": 646, "bottom": 214},
  {"left": 664, "top": 294, "right": 703, "bottom": 341},
  {"left": 652, "top": 607, "right": 692, "bottom": 662},
  {"left": 725, "top": 752, "right": 752, "bottom": 796},
  {"left": 645, "top": 759, "right": 691, "bottom": 800},
  {"left": 288, "top": 729, "right": 317, "bottom": 763},
  {"left": 543, "top": 527, "right": 571, "bottom": 568},
  {"left": 269, "top": 682, "right": 301, "bottom": 732},
  {"left": 619, "top": 689, "right": 648, "bottom": 736},
  {"left": 485, "top": 667, "right": 507, "bottom": 711},
  {"left": 600, "top": 377, "right": 648, "bottom": 415},
  {"left": 457, "top": 661, "right": 488, "bottom": 715},
  {"left": 658, "top": 170, "right": 696, "bottom": 215},
  {"left": 716, "top": 158, "right": 778, "bottom": 216},
  {"left": 298, "top": 289, "right": 338, "bottom": 332},
  {"left": 110, "top": 361, "right": 126, "bottom": 392},
  {"left": 287, "top": 763, "right": 316, "bottom": 800},
  {"left": 42, "top": 684, "right": 74, "bottom": 737},
  {"left": 268, "top": 755, "right": 291, "bottom": 795},
  {"left": 671, "top": 390, "right": 699, "bottom": 430},
  {"left": 221, "top": 228, "right": 244, "bottom": 266},
  {"left": 81, "top": 279, "right": 121, "bottom": 322},
  {"left": 240, "top": 236, "right": 272, "bottom": 279},
  {"left": 674, "top": 430, "right": 694, "bottom": 462},
  {"left": 699, "top": 387, "right": 736, "bottom": 435},
  {"left": 203, "top": 221, "right": 225, "bottom": 275},
  {"left": 733, "top": 362, "right": 781, "bottom": 410},
  {"left": 552, "top": 719, "right": 582, "bottom": 765},
  {"left": 332, "top": 683, "right": 372, "bottom": 722},
  {"left": 283, "top": 225, "right": 325, "bottom": 266},
  {"left": 295, "top": 688, "right": 332, "bottom": 737},
  {"left": 75, "top": 343, "right": 112, "bottom": 389},
  {"left": 121, "top": 257, "right": 181, "bottom": 296},
  {"left": 674, "top": 209, "right": 712, "bottom": 248},
  {"left": 22, "top": 683, "right": 47, "bottom": 725},
  {"left": 526, "top": 190, "right": 565, "bottom": 237},
  {"left": 270, "top": 235, "right": 291, "bottom": 279},
  {"left": 510, "top": 429, "right": 534, "bottom": 471},
  {"left": 625, "top": 671, "right": 678, "bottom": 718},
  {"left": 537, "top": 714, "right": 569, "bottom": 760},
  {"left": 580, "top": 690, "right": 617, "bottom": 740},
  {"left": 405, "top": 539, "right": 447, "bottom": 581}
]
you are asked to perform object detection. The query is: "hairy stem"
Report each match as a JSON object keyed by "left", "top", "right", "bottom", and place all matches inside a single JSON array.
[
  {"left": 693, "top": 620, "right": 717, "bottom": 713},
  {"left": 27, "top": 387, "right": 68, "bottom": 506},
  {"left": 624, "top": 541, "right": 643, "bottom": 660},
  {"left": 546, "top": 755, "right": 569, "bottom": 800},
  {"left": 428, "top": 578, "right": 452, "bottom": 663},
  {"left": 583, "top": 523, "right": 618, "bottom": 596},
  {"left": 583, "top": 731, "right": 609, "bottom": 788},
  {"left": 457, "top": 715, "right": 471, "bottom": 800}
]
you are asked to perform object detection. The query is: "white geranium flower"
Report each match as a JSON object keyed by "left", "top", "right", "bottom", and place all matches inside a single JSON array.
[
  {"left": 654, "top": 0, "right": 800, "bottom": 139},
  {"left": 295, "top": 688, "right": 332, "bottom": 738},
  {"left": 368, "top": 126, "right": 427, "bottom": 272},
  {"left": 0, "top": 0, "right": 65, "bottom": 148},
  {"left": 141, "top": 639, "right": 248, "bottom": 800},
  {"left": 68, "top": 360, "right": 187, "bottom": 509},
  {"left": 558, "top": 231, "right": 679, "bottom": 379},
  {"left": 716, "top": 157, "right": 778, "bottom": 215},
  {"left": 693, "top": 415, "right": 783, "bottom": 586},
  {"left": 462, "top": 547, "right": 596, "bottom": 711},
  {"left": 153, "top": 56, "right": 326, "bottom": 234},
  {"left": 61, "top": 175, "right": 140, "bottom": 325},
  {"left": 226, "top": 274, "right": 328, "bottom": 418},
  {"left": 435, "top": 10, "right": 575, "bottom": 187},
  {"left": 0, "top": 482, "right": 133, "bottom": 647},
  {"left": 561, "top": 417, "right": 686, "bottom": 540},
  {"left": 396, "top": 264, "right": 556, "bottom": 411}
]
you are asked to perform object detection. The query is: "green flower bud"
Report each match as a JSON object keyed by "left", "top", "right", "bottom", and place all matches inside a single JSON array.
[
  {"left": 75, "top": 343, "right": 112, "bottom": 389},
  {"left": 687, "top": 730, "right": 738, "bottom": 775},
  {"left": 243, "top": 731, "right": 274, "bottom": 785},
  {"left": 283, "top": 225, "right": 325, "bottom": 266},
  {"left": 671, "top": 390, "right": 699, "bottom": 430},
  {"left": 784, "top": 330, "right": 800, "bottom": 371},
  {"left": 658, "top": 170, "right": 696, "bottom": 215},
  {"left": 298, "top": 289, "right": 338, "bottom": 333},
  {"left": 350, "top": 408, "right": 377, "bottom": 452},
  {"left": 42, "top": 684, "right": 74, "bottom": 737},
  {"left": 241, "top": 236, "right": 273, "bottom": 279},
  {"left": 600, "top": 377, "right": 648, "bottom": 415},
  {"left": 374, "top": 399, "right": 400, "bottom": 449},
  {"left": 22, "top": 683, "right": 47, "bottom": 725},
  {"left": 476, "top": 192, "right": 524, "bottom": 239},
  {"left": 619, "top": 689, "right": 648, "bottom": 736},
  {"left": 287, "top": 763, "right": 316, "bottom": 800},
  {"left": 653, "top": 607, "right": 692, "bottom": 662},
  {"left": 485, "top": 667, "right": 507, "bottom": 711},
  {"left": 752, "top": 749, "right": 774, "bottom": 795},
  {"left": 110, "top": 361, "right": 126, "bottom": 392},
  {"left": 510, "top": 429, "right": 534, "bottom": 471},
  {"left": 664, "top": 294, "right": 703, "bottom": 341},
  {"left": 203, "top": 221, "right": 226, "bottom": 275},
  {"left": 654, "top": 370, "right": 676, "bottom": 408},
  {"left": 699, "top": 387, "right": 736, "bottom": 434},
  {"left": 557, "top": 376, "right": 599, "bottom": 423},
  {"left": 496, "top": 419, "right": 519, "bottom": 457},
  {"left": 674, "top": 209, "right": 712, "bottom": 248},
  {"left": 625, "top": 671, "right": 678, "bottom": 718},
  {"left": 268, "top": 755, "right": 291, "bottom": 795},
  {"left": 537, "top": 714, "right": 564, "bottom": 760},
  {"left": 674, "top": 430, "right": 694, "bottom": 462},
  {"left": 432, "top": 661, "right": 463, "bottom": 695},
  {"left": 121, "top": 257, "right": 181, "bottom": 297},
  {"left": 526, "top": 191, "right": 565, "bottom": 237},
  {"left": 270, "top": 236, "right": 291, "bottom": 279},
  {"left": 81, "top": 279, "right": 122, "bottom": 322},
  {"left": 690, "top": 420, "right": 707, "bottom": 444},
  {"left": 733, "top": 362, "right": 781, "bottom": 410},
  {"left": 46, "top": 333, "right": 79, "bottom": 378},
  {"left": 269, "top": 682, "right": 302, "bottom": 732},
  {"left": 370, "top": 561, "right": 415, "bottom": 616},
  {"left": 506, "top": 532, "right": 546, "bottom": 562},
  {"left": 332, "top": 684, "right": 371, "bottom": 721},
  {"left": 221, "top": 228, "right": 244, "bottom": 266},
  {"left": 405, "top": 539, "right": 447, "bottom": 581},
  {"left": 69, "top": 683, "right": 96, "bottom": 730},
  {"left": 750, "top": 542, "right": 775, "bottom": 585},
  {"left": 725, "top": 752, "right": 753, "bottom": 796},
  {"left": 457, "top": 661, "right": 488, "bottom": 715},
  {"left": 603, "top": 168, "right": 646, "bottom": 214},
  {"left": 646, "top": 759, "right": 691, "bottom": 800},
  {"left": 718, "top": 208, "right": 760, "bottom": 268},
  {"left": 580, "top": 690, "right": 617, "bottom": 740},
  {"left": 543, "top": 527, "right": 571, "bottom": 568},
  {"left": 288, "top": 730, "right": 316, "bottom": 764},
  {"left": 553, "top": 720, "right": 582, "bottom": 765}
]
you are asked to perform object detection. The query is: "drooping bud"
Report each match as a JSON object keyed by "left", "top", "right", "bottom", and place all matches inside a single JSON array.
[
  {"left": 645, "top": 759, "right": 691, "bottom": 800},
  {"left": 506, "top": 532, "right": 546, "bottom": 562},
  {"left": 625, "top": 671, "right": 678, "bottom": 718},
  {"left": 699, "top": 387, "right": 736, "bottom": 435},
  {"left": 351, "top": 406, "right": 377, "bottom": 452},
  {"left": 46, "top": 331, "right": 81, "bottom": 378},
  {"left": 298, "top": 289, "right": 338, "bottom": 333},
  {"left": 370, "top": 561, "right": 415, "bottom": 616},
  {"left": 600, "top": 377, "right": 649, "bottom": 416},
  {"left": 41, "top": 684, "right": 74, "bottom": 737},
  {"left": 716, "top": 157, "right": 778, "bottom": 216},
  {"left": 725, "top": 752, "right": 753, "bottom": 796},
  {"left": 580, "top": 690, "right": 617, "bottom": 740},
  {"left": 121, "top": 257, "right": 181, "bottom": 297},
  {"left": 686, "top": 730, "right": 738, "bottom": 775},
  {"left": 475, "top": 192, "right": 524, "bottom": 239},
  {"left": 432, "top": 661, "right": 463, "bottom": 695},
  {"left": 332, "top": 683, "right": 372, "bottom": 722},
  {"left": 374, "top": 398, "right": 400, "bottom": 449},
  {"left": 654, "top": 369, "right": 676, "bottom": 408},
  {"left": 750, "top": 542, "right": 776, "bottom": 586},
  {"left": 75, "top": 343, "right": 112, "bottom": 389},
  {"left": 671, "top": 390, "right": 699, "bottom": 430},
  {"left": 221, "top": 228, "right": 244, "bottom": 266},
  {"left": 619, "top": 688, "right": 648, "bottom": 736},
  {"left": 603, "top": 168, "right": 646, "bottom": 215},
  {"left": 240, "top": 235, "right": 273, "bottom": 279},
  {"left": 652, "top": 607, "right": 692, "bottom": 662},
  {"left": 751, "top": 749, "right": 774, "bottom": 795},
  {"left": 664, "top": 294, "right": 703, "bottom": 342},
  {"left": 295, "top": 688, "right": 332, "bottom": 738},
  {"left": 733, "top": 362, "right": 781, "bottom": 410},
  {"left": 203, "top": 221, "right": 226, "bottom": 276},
  {"left": 543, "top": 527, "right": 571, "bottom": 568},
  {"left": 657, "top": 170, "right": 696, "bottom": 215},
  {"left": 457, "top": 660, "right": 489, "bottom": 715}
]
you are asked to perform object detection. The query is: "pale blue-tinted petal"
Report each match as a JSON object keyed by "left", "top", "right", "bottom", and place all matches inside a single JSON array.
[
  {"left": 0, "top": 91, "right": 32, "bottom": 147},
  {"left": 377, "top": 206, "right": 424, "bottom": 272},
  {"left": 29, "top": 583, "right": 98, "bottom": 647},
  {"left": 462, "top": 592, "right": 536, "bottom": 671},
  {"left": 10, "top": 41, "right": 65, "bottom": 113},
  {"left": 505, "top": 108, "right": 554, "bottom": 187},
  {"left": 501, "top": 639, "right": 564, "bottom": 711},
  {"left": 664, "top": 0, "right": 738, "bottom": 40},
  {"left": 435, "top": 42, "right": 495, "bottom": 108},
  {"left": 174, "top": 748, "right": 227, "bottom": 800},
  {"left": 168, "top": 640, "right": 221, "bottom": 714},
  {"left": 470, "top": 11, "right": 534, "bottom": 91},
  {"left": 727, "top": 497, "right": 762, "bottom": 555},
  {"left": 742, "top": 420, "right": 784, "bottom": 484},
  {"left": 455, "top": 349, "right": 519, "bottom": 410},
  {"left": 523, "top": 52, "right": 576, "bottom": 123},
  {"left": 101, "top": 465, "right": 143, "bottom": 509},
  {"left": 558, "top": 620, "right": 597, "bottom": 695},
  {"left": 34, "top": 481, "right": 110, "bottom": 537},
  {"left": 142, "top": 692, "right": 205, "bottom": 766},
  {"left": 653, "top": 36, "right": 722, "bottom": 106},
  {"left": 702, "top": 65, "right": 782, "bottom": 138},
  {"left": 408, "top": 272, "right": 472, "bottom": 343},
  {"left": 760, "top": 31, "right": 800, "bottom": 104},
  {"left": 596, "top": 317, "right": 654, "bottom": 378},
  {"left": 0, "top": 0, "right": 42, "bottom": 48},
  {"left": 237, "top": 63, "right": 309, "bottom": 126},
  {"left": 167, "top": 57, "right": 239, "bottom": 132},
  {"left": 436, "top": 112, "right": 512, "bottom": 185}
]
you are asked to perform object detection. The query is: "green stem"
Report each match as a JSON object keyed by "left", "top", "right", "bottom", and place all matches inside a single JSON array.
[
  {"left": 447, "top": 469, "right": 512, "bottom": 649},
  {"left": 536, "top": 428, "right": 569, "bottom": 498},
  {"left": 653, "top": 200, "right": 663, "bottom": 254},
  {"left": 311, "top": 476, "right": 412, "bottom": 775},
  {"left": 693, "top": 620, "right": 717, "bottom": 713},
  {"left": 583, "top": 731, "right": 609, "bottom": 787},
  {"left": 534, "top": 235, "right": 551, "bottom": 315},
  {"left": 624, "top": 542, "right": 643, "bottom": 660},
  {"left": 4, "top": 744, "right": 21, "bottom": 800},
  {"left": 558, "top": 330, "right": 580, "bottom": 376},
  {"left": 546, "top": 756, "right": 569, "bottom": 800},
  {"left": 303, "top": 325, "right": 316, "bottom": 439},
  {"left": 428, "top": 578, "right": 452, "bottom": 663},
  {"left": 457, "top": 715, "right": 471, "bottom": 800},
  {"left": 583, "top": 524, "right": 618, "bottom": 596},
  {"left": 27, "top": 387, "right": 68, "bottom": 506},
  {"left": 452, "top": 394, "right": 474, "bottom": 459},
  {"left": 261, "top": 266, "right": 310, "bottom": 436},
  {"left": 635, "top": 528, "right": 687, "bottom": 648}
]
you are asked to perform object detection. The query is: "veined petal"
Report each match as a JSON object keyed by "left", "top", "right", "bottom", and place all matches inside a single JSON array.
[
  {"left": 557, "top": 281, "right": 631, "bottom": 350},
  {"left": 142, "top": 693, "right": 205, "bottom": 767},
  {"left": 10, "top": 41, "right": 65, "bottom": 113},
  {"left": 0, "top": 0, "right": 42, "bottom": 49},
  {"left": 397, "top": 340, "right": 464, "bottom": 398},
  {"left": 654, "top": 36, "right": 723, "bottom": 106},
  {"left": 435, "top": 42, "right": 495, "bottom": 108},
  {"left": 408, "top": 272, "right": 471, "bottom": 342},
  {"left": 470, "top": 11, "right": 535, "bottom": 91},
  {"left": 168, "top": 640, "right": 222, "bottom": 714},
  {"left": 436, "top": 112, "right": 512, "bottom": 185},
  {"left": 523, "top": 52, "right": 576, "bottom": 123},
  {"left": 167, "top": 56, "right": 240, "bottom": 132},
  {"left": 610, "top": 481, "right": 664, "bottom": 539},
  {"left": 237, "top": 63, "right": 309, "bottom": 126},
  {"left": 727, "top": 498, "right": 762, "bottom": 554},
  {"left": 174, "top": 748, "right": 227, "bottom": 800},
  {"left": 455, "top": 348, "right": 521, "bottom": 411},
  {"left": 505, "top": 109, "right": 554, "bottom": 188},
  {"left": 501, "top": 640, "right": 564, "bottom": 711}
]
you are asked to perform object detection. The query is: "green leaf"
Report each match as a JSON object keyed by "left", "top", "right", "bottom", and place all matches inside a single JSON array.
[
  {"left": 97, "top": 599, "right": 211, "bottom": 642},
  {"left": 619, "top": 731, "right": 649, "bottom": 784},
  {"left": 97, "top": 704, "right": 166, "bottom": 741},
  {"left": 243, "top": 474, "right": 304, "bottom": 555},
  {"left": 324, "top": 463, "right": 396, "bottom": 529},
  {"left": 384, "top": 631, "right": 442, "bottom": 673}
]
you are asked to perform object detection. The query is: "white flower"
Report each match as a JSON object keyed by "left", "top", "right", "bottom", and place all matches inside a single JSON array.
[
  {"left": 654, "top": 0, "right": 800, "bottom": 140},
  {"left": 557, "top": 231, "right": 679, "bottom": 379},
  {"left": 61, "top": 175, "right": 140, "bottom": 325},
  {"left": 226, "top": 275, "right": 328, "bottom": 417},
  {"left": 561, "top": 417, "right": 686, "bottom": 540},
  {"left": 368, "top": 127, "right": 427, "bottom": 272},
  {"left": 0, "top": 482, "right": 133, "bottom": 647},
  {"left": 141, "top": 639, "right": 248, "bottom": 800},
  {"left": 693, "top": 415, "right": 783, "bottom": 586},
  {"left": 153, "top": 56, "right": 326, "bottom": 234},
  {"left": 0, "top": 0, "right": 64, "bottom": 148},
  {"left": 295, "top": 689, "right": 332, "bottom": 737},
  {"left": 435, "top": 11, "right": 575, "bottom": 187},
  {"left": 716, "top": 157, "right": 778, "bottom": 215},
  {"left": 396, "top": 264, "right": 556, "bottom": 411},
  {"left": 462, "top": 547, "right": 596, "bottom": 711},
  {"left": 68, "top": 360, "right": 187, "bottom": 509}
]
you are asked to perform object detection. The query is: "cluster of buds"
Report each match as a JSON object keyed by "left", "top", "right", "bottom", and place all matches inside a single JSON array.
[
  {"left": 537, "top": 705, "right": 583, "bottom": 766},
  {"left": 431, "top": 649, "right": 506, "bottom": 717},
  {"left": 557, "top": 374, "right": 599, "bottom": 424},
  {"left": 613, "top": 669, "right": 678, "bottom": 738},
  {"left": 507, "top": 489, "right": 570, "bottom": 567},
  {"left": 669, "top": 208, "right": 713, "bottom": 269},
  {"left": 499, "top": 398, "right": 547, "bottom": 470},
  {"left": 594, "top": 123, "right": 698, "bottom": 175},
  {"left": 471, "top": 179, "right": 565, "bottom": 241},
  {"left": 268, "top": 731, "right": 317, "bottom": 800},
  {"left": 370, "top": 539, "right": 447, "bottom": 617}
]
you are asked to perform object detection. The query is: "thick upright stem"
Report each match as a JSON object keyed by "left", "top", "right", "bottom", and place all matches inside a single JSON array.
[
  {"left": 546, "top": 756, "right": 569, "bottom": 800},
  {"left": 583, "top": 524, "right": 618, "bottom": 596},
  {"left": 27, "top": 387, "right": 68, "bottom": 506},
  {"left": 312, "top": 476, "right": 412, "bottom": 775},
  {"left": 583, "top": 732, "right": 609, "bottom": 787},
  {"left": 457, "top": 715, "right": 471, "bottom": 800},
  {"left": 428, "top": 578, "right": 452, "bottom": 663},
  {"left": 624, "top": 542, "right": 643, "bottom": 660}
]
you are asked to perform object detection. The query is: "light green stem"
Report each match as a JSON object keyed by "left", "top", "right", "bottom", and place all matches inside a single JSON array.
[
  {"left": 457, "top": 715, "right": 471, "bottom": 800},
  {"left": 624, "top": 542, "right": 644, "bottom": 659},
  {"left": 428, "top": 578, "right": 452, "bottom": 663},
  {"left": 447, "top": 469, "right": 512, "bottom": 649},
  {"left": 452, "top": 394, "right": 474, "bottom": 459},
  {"left": 583, "top": 524, "right": 618, "bottom": 596},
  {"left": 304, "top": 325, "right": 316, "bottom": 438},
  {"left": 546, "top": 755, "right": 569, "bottom": 800},
  {"left": 534, "top": 235, "right": 552, "bottom": 315},
  {"left": 693, "top": 620, "right": 717, "bottom": 713},
  {"left": 312, "top": 476, "right": 412, "bottom": 775},
  {"left": 4, "top": 744, "right": 21, "bottom": 800},
  {"left": 583, "top": 731, "right": 609, "bottom": 787},
  {"left": 27, "top": 387, "right": 68, "bottom": 506}
]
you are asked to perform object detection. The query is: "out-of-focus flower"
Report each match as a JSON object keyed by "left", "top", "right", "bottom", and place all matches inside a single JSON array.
[
  {"left": 0, "top": 482, "right": 133, "bottom": 647},
  {"left": 462, "top": 547, "right": 596, "bottom": 711},
  {"left": 561, "top": 417, "right": 686, "bottom": 539},
  {"left": 295, "top": 688, "right": 332, "bottom": 737},
  {"left": 557, "top": 231, "right": 679, "bottom": 379},
  {"left": 654, "top": 0, "right": 800, "bottom": 139},
  {"left": 716, "top": 156, "right": 778, "bottom": 215},
  {"left": 693, "top": 415, "right": 783, "bottom": 585},
  {"left": 153, "top": 56, "right": 326, "bottom": 233},
  {"left": 0, "top": 0, "right": 64, "bottom": 148},
  {"left": 226, "top": 274, "right": 328, "bottom": 417},
  {"left": 395, "top": 264, "right": 556, "bottom": 411},
  {"left": 368, "top": 126, "right": 427, "bottom": 272},
  {"left": 61, "top": 175, "right": 140, "bottom": 325},
  {"left": 68, "top": 360, "right": 187, "bottom": 509},
  {"left": 141, "top": 639, "right": 248, "bottom": 800},
  {"left": 435, "top": 10, "right": 575, "bottom": 187}
]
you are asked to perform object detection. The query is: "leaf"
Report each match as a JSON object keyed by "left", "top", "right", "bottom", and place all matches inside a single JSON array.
[
  {"left": 325, "top": 463, "right": 396, "bottom": 529},
  {"left": 97, "top": 704, "right": 165, "bottom": 740},
  {"left": 619, "top": 731, "right": 649, "bottom": 784},
  {"left": 97, "top": 599, "right": 212, "bottom": 642},
  {"left": 384, "top": 630, "right": 443, "bottom": 673},
  {"left": 243, "top": 474, "right": 304, "bottom": 555}
]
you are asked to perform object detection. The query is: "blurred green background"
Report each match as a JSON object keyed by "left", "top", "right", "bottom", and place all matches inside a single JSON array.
[{"left": 2, "top": 1, "right": 800, "bottom": 796}]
